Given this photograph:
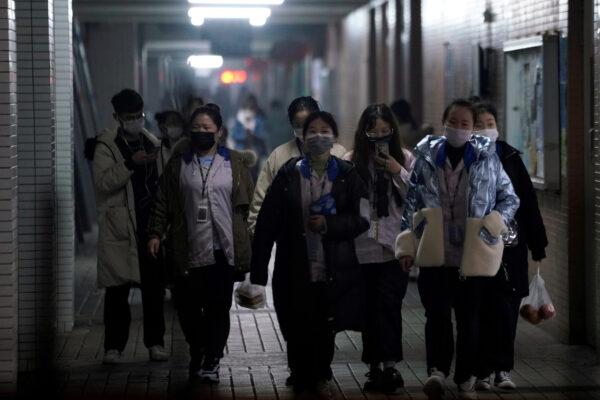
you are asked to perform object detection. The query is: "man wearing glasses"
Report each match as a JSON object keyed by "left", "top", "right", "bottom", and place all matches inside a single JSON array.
[{"left": 93, "top": 89, "right": 168, "bottom": 364}]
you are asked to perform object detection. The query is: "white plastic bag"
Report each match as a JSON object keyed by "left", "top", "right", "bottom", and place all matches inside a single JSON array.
[
  {"left": 519, "top": 265, "right": 556, "bottom": 325},
  {"left": 234, "top": 273, "right": 266, "bottom": 310}
]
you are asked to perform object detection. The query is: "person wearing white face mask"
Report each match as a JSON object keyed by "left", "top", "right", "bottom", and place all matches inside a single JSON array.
[
  {"left": 155, "top": 110, "right": 185, "bottom": 176},
  {"left": 395, "top": 99, "right": 520, "bottom": 400},
  {"left": 93, "top": 89, "right": 168, "bottom": 365},
  {"left": 472, "top": 103, "right": 547, "bottom": 392},
  {"left": 248, "top": 97, "right": 346, "bottom": 238},
  {"left": 251, "top": 111, "right": 369, "bottom": 399}
]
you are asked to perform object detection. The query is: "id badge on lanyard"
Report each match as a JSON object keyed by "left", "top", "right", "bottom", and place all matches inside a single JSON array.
[{"left": 197, "top": 206, "right": 208, "bottom": 223}]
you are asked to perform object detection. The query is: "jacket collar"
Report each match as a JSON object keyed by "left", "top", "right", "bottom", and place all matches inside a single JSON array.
[
  {"left": 416, "top": 134, "right": 494, "bottom": 170},
  {"left": 182, "top": 145, "right": 230, "bottom": 164},
  {"left": 299, "top": 155, "right": 340, "bottom": 181},
  {"left": 495, "top": 140, "right": 521, "bottom": 159}
]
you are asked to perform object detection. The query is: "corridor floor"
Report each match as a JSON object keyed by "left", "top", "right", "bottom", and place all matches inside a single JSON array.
[{"left": 22, "top": 243, "right": 600, "bottom": 399}]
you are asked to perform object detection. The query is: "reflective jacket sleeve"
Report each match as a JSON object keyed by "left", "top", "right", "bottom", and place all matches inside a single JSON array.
[{"left": 400, "top": 159, "right": 424, "bottom": 231}]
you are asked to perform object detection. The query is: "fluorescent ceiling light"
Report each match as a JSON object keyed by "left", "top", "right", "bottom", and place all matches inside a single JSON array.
[
  {"left": 188, "top": 6, "right": 271, "bottom": 26},
  {"left": 187, "top": 55, "right": 224, "bottom": 69},
  {"left": 188, "top": 0, "right": 283, "bottom": 4}
]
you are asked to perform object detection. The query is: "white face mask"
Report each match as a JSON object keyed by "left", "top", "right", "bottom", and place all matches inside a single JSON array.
[
  {"left": 166, "top": 126, "right": 183, "bottom": 140},
  {"left": 122, "top": 118, "right": 145, "bottom": 135},
  {"left": 444, "top": 126, "right": 472, "bottom": 148},
  {"left": 478, "top": 128, "right": 499, "bottom": 142}
]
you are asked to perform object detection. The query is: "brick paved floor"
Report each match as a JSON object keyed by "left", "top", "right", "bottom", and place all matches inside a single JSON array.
[{"left": 19, "top": 242, "right": 600, "bottom": 399}]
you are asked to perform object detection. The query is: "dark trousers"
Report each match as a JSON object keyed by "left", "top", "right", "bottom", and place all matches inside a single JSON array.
[
  {"left": 103, "top": 245, "right": 166, "bottom": 351},
  {"left": 361, "top": 260, "right": 409, "bottom": 365},
  {"left": 173, "top": 251, "right": 234, "bottom": 364},
  {"left": 454, "top": 277, "right": 488, "bottom": 384},
  {"left": 477, "top": 277, "right": 522, "bottom": 376},
  {"left": 287, "top": 282, "right": 336, "bottom": 388},
  {"left": 417, "top": 268, "right": 459, "bottom": 379}
]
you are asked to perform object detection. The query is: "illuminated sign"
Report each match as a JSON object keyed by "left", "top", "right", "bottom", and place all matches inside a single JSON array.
[{"left": 220, "top": 70, "right": 248, "bottom": 84}]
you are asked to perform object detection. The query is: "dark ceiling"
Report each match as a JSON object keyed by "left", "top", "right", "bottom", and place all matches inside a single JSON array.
[{"left": 74, "top": 0, "right": 371, "bottom": 25}]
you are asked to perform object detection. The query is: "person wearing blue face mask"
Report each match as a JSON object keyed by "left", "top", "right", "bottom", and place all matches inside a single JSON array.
[
  {"left": 395, "top": 99, "right": 520, "bottom": 400},
  {"left": 93, "top": 89, "right": 167, "bottom": 365},
  {"left": 472, "top": 102, "right": 547, "bottom": 392},
  {"left": 343, "top": 104, "right": 415, "bottom": 394},
  {"left": 251, "top": 111, "right": 369, "bottom": 399}
]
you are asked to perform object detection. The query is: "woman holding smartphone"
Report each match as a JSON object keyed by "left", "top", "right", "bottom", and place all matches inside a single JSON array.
[{"left": 344, "top": 104, "right": 415, "bottom": 393}]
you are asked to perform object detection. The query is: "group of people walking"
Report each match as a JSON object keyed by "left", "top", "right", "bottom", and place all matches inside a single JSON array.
[{"left": 92, "top": 88, "right": 547, "bottom": 400}]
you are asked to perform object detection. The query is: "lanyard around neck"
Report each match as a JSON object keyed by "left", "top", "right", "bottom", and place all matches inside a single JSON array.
[{"left": 196, "top": 155, "right": 215, "bottom": 198}]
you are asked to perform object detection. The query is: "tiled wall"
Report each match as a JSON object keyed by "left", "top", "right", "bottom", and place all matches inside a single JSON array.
[
  {"left": 53, "top": 0, "right": 73, "bottom": 334},
  {"left": 85, "top": 23, "right": 139, "bottom": 131},
  {"left": 0, "top": 0, "right": 18, "bottom": 391},
  {"left": 15, "top": 0, "right": 57, "bottom": 370}
]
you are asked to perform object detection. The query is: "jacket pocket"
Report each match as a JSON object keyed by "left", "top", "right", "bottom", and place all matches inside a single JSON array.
[
  {"left": 414, "top": 207, "right": 445, "bottom": 267},
  {"left": 104, "top": 206, "right": 131, "bottom": 241},
  {"left": 461, "top": 217, "right": 504, "bottom": 277}
]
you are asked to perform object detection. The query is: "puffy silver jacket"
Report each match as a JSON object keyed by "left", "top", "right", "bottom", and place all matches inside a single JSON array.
[{"left": 401, "top": 135, "right": 520, "bottom": 230}]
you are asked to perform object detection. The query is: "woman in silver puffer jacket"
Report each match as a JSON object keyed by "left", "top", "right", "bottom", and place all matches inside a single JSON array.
[{"left": 395, "top": 99, "right": 519, "bottom": 400}]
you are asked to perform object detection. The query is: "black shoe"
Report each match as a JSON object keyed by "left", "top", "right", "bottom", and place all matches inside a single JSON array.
[
  {"left": 199, "top": 357, "right": 220, "bottom": 383},
  {"left": 188, "top": 356, "right": 204, "bottom": 379},
  {"left": 363, "top": 367, "right": 383, "bottom": 392},
  {"left": 381, "top": 367, "right": 404, "bottom": 393}
]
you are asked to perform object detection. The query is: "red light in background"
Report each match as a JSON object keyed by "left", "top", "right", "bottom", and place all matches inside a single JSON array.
[{"left": 220, "top": 70, "right": 247, "bottom": 85}]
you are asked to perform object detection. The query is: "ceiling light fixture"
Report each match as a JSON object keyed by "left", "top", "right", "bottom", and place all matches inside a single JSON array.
[
  {"left": 187, "top": 55, "right": 224, "bottom": 69},
  {"left": 188, "top": 6, "right": 271, "bottom": 27},
  {"left": 188, "top": 0, "right": 284, "bottom": 5}
]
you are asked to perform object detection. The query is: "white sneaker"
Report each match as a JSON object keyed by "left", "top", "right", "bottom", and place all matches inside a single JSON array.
[
  {"left": 458, "top": 376, "right": 478, "bottom": 399},
  {"left": 475, "top": 375, "right": 492, "bottom": 391},
  {"left": 495, "top": 371, "right": 516, "bottom": 390},
  {"left": 423, "top": 369, "right": 446, "bottom": 400},
  {"left": 149, "top": 345, "right": 169, "bottom": 361},
  {"left": 102, "top": 349, "right": 121, "bottom": 364}
]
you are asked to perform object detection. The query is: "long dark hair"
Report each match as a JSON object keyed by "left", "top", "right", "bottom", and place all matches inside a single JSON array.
[{"left": 351, "top": 103, "right": 406, "bottom": 183}]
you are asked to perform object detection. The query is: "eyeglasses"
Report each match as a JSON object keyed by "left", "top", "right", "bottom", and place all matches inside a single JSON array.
[{"left": 365, "top": 129, "right": 394, "bottom": 138}]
